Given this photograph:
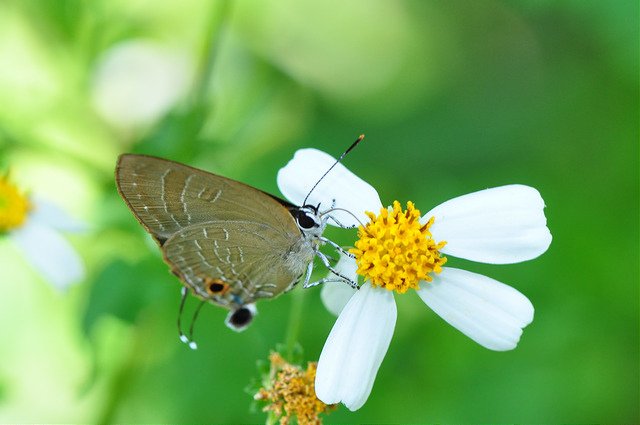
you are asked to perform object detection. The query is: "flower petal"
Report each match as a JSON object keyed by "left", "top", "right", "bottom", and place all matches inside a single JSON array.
[
  {"left": 277, "top": 148, "right": 382, "bottom": 227},
  {"left": 320, "top": 254, "right": 358, "bottom": 316},
  {"left": 425, "top": 184, "right": 552, "bottom": 264},
  {"left": 30, "top": 196, "right": 86, "bottom": 232},
  {"left": 10, "top": 221, "right": 84, "bottom": 291},
  {"left": 315, "top": 282, "right": 396, "bottom": 411},
  {"left": 417, "top": 267, "right": 534, "bottom": 351}
]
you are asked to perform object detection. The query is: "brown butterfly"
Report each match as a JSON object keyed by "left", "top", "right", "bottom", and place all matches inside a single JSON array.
[{"left": 115, "top": 147, "right": 360, "bottom": 343}]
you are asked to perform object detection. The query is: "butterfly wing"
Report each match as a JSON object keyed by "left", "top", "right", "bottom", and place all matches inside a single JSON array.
[
  {"left": 116, "top": 154, "right": 314, "bottom": 305},
  {"left": 115, "top": 154, "right": 297, "bottom": 245},
  {"left": 162, "top": 219, "right": 314, "bottom": 308}
]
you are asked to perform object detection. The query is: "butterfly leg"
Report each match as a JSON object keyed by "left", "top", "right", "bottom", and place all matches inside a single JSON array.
[
  {"left": 302, "top": 260, "right": 314, "bottom": 287},
  {"left": 324, "top": 199, "right": 357, "bottom": 229},
  {"left": 306, "top": 251, "right": 358, "bottom": 289},
  {"left": 326, "top": 214, "right": 357, "bottom": 229},
  {"left": 320, "top": 236, "right": 355, "bottom": 259},
  {"left": 307, "top": 277, "right": 359, "bottom": 287}
]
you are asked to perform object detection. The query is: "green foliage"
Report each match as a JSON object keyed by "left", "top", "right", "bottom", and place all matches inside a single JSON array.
[{"left": 82, "top": 258, "right": 174, "bottom": 335}]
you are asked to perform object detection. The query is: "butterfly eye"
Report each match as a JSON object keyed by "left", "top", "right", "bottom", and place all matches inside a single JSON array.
[{"left": 296, "top": 210, "right": 318, "bottom": 230}]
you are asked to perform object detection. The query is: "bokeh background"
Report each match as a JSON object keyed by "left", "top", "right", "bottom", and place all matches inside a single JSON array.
[{"left": 0, "top": 0, "right": 637, "bottom": 423}]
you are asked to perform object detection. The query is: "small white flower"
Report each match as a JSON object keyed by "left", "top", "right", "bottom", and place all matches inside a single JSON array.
[
  {"left": 91, "top": 40, "right": 194, "bottom": 131},
  {"left": 277, "top": 148, "right": 552, "bottom": 411},
  {"left": 0, "top": 175, "right": 85, "bottom": 290}
]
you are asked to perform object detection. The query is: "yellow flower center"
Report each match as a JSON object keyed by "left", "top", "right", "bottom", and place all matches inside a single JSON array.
[
  {"left": 255, "top": 353, "right": 335, "bottom": 425},
  {"left": 0, "top": 175, "right": 31, "bottom": 232},
  {"left": 350, "top": 200, "right": 447, "bottom": 294}
]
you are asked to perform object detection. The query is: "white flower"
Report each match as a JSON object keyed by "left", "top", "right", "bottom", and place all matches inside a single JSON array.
[
  {"left": 1, "top": 175, "right": 85, "bottom": 290},
  {"left": 277, "top": 148, "right": 552, "bottom": 411},
  {"left": 91, "top": 40, "right": 194, "bottom": 131}
]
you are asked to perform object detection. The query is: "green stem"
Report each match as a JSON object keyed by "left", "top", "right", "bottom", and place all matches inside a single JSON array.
[{"left": 284, "top": 288, "right": 306, "bottom": 360}]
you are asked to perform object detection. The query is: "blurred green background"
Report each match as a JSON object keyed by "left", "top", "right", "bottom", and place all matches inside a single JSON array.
[{"left": 0, "top": 0, "right": 637, "bottom": 423}]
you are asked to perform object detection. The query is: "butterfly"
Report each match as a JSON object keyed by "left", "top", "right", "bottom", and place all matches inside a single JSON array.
[{"left": 115, "top": 139, "right": 362, "bottom": 344}]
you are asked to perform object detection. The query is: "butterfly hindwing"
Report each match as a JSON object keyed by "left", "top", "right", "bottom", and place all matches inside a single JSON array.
[{"left": 162, "top": 220, "right": 312, "bottom": 307}]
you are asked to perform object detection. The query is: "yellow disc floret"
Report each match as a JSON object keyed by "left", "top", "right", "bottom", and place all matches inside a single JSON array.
[
  {"left": 350, "top": 201, "right": 447, "bottom": 294},
  {"left": 0, "top": 174, "right": 31, "bottom": 232}
]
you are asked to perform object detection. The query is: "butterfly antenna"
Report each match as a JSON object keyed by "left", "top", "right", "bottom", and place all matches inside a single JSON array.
[
  {"left": 187, "top": 300, "right": 206, "bottom": 350},
  {"left": 177, "top": 287, "right": 190, "bottom": 344},
  {"left": 302, "top": 134, "right": 365, "bottom": 206}
]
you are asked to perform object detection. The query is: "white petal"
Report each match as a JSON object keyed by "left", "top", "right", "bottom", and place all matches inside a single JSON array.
[
  {"left": 417, "top": 267, "right": 534, "bottom": 351},
  {"left": 10, "top": 221, "right": 84, "bottom": 291},
  {"left": 277, "top": 148, "right": 382, "bottom": 227},
  {"left": 320, "top": 254, "right": 358, "bottom": 316},
  {"left": 425, "top": 184, "right": 552, "bottom": 264},
  {"left": 315, "top": 282, "right": 396, "bottom": 411},
  {"left": 30, "top": 196, "right": 86, "bottom": 232}
]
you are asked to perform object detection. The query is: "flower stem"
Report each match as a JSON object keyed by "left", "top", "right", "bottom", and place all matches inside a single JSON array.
[{"left": 284, "top": 287, "right": 306, "bottom": 360}]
